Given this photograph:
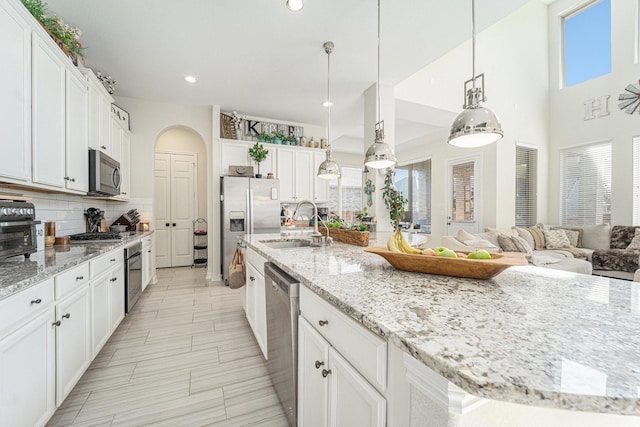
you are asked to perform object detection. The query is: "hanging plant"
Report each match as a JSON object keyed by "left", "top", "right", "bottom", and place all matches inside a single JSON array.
[{"left": 21, "top": 0, "right": 84, "bottom": 62}]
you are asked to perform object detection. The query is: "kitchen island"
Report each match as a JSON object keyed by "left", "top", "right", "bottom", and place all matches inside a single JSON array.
[{"left": 243, "top": 233, "right": 640, "bottom": 426}]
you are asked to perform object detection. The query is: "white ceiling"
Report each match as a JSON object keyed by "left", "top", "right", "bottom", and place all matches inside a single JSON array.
[{"left": 45, "top": 0, "right": 531, "bottom": 153}]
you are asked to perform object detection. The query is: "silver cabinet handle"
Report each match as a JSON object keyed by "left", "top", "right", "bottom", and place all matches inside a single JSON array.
[
  {"left": 76, "top": 276, "right": 84, "bottom": 281},
  {"left": 249, "top": 276, "right": 255, "bottom": 282},
  {"left": 122, "top": 192, "right": 127, "bottom": 195},
  {"left": 110, "top": 258, "right": 116, "bottom": 262},
  {"left": 62, "top": 313, "right": 71, "bottom": 319},
  {"left": 318, "top": 320, "right": 328, "bottom": 327},
  {"left": 52, "top": 320, "right": 61, "bottom": 327},
  {"left": 315, "top": 360, "right": 324, "bottom": 369},
  {"left": 322, "top": 369, "right": 331, "bottom": 378},
  {"left": 100, "top": 145, "right": 106, "bottom": 149},
  {"left": 30, "top": 298, "right": 42, "bottom": 305},
  {"left": 110, "top": 277, "right": 117, "bottom": 282}
]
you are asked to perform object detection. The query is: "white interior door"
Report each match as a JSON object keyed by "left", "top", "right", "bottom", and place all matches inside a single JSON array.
[
  {"left": 154, "top": 153, "right": 172, "bottom": 268},
  {"left": 446, "top": 156, "right": 481, "bottom": 236},
  {"left": 154, "top": 152, "right": 196, "bottom": 268},
  {"left": 170, "top": 154, "right": 196, "bottom": 267}
]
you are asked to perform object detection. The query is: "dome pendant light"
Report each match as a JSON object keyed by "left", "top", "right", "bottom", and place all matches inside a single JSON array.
[
  {"left": 286, "top": 0, "right": 303, "bottom": 12},
  {"left": 448, "top": 0, "right": 503, "bottom": 148},
  {"left": 364, "top": 0, "right": 396, "bottom": 169},
  {"left": 317, "top": 41, "right": 341, "bottom": 180}
]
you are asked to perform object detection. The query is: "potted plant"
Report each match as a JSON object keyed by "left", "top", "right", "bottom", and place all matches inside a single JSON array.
[
  {"left": 272, "top": 131, "right": 285, "bottom": 145},
  {"left": 258, "top": 132, "right": 272, "bottom": 143},
  {"left": 282, "top": 135, "right": 295, "bottom": 146},
  {"left": 248, "top": 142, "right": 269, "bottom": 178}
]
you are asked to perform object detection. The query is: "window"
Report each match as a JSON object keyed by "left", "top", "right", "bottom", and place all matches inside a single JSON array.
[
  {"left": 563, "top": 0, "right": 611, "bottom": 87},
  {"left": 394, "top": 159, "right": 431, "bottom": 232},
  {"left": 560, "top": 141, "right": 611, "bottom": 225},
  {"left": 633, "top": 137, "right": 640, "bottom": 224},
  {"left": 329, "top": 167, "right": 363, "bottom": 223},
  {"left": 515, "top": 146, "right": 538, "bottom": 226}
]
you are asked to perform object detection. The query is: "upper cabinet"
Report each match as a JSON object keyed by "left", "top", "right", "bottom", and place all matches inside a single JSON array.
[
  {"left": 0, "top": 0, "right": 31, "bottom": 183},
  {"left": 31, "top": 33, "right": 66, "bottom": 189},
  {"left": 220, "top": 139, "right": 276, "bottom": 177},
  {"left": 64, "top": 69, "right": 88, "bottom": 192},
  {"left": 84, "top": 70, "right": 113, "bottom": 156}
]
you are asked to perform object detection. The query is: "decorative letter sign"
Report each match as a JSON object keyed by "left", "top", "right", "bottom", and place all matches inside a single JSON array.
[{"left": 583, "top": 95, "right": 610, "bottom": 121}]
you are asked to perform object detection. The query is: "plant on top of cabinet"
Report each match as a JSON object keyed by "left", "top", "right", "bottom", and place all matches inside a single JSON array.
[
  {"left": 248, "top": 142, "right": 269, "bottom": 178},
  {"left": 282, "top": 135, "right": 295, "bottom": 145},
  {"left": 258, "top": 132, "right": 273, "bottom": 143},
  {"left": 272, "top": 130, "right": 285, "bottom": 145},
  {"left": 21, "top": 0, "right": 84, "bottom": 64}
]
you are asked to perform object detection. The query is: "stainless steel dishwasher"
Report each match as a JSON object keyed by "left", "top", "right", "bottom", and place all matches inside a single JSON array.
[{"left": 264, "top": 262, "right": 299, "bottom": 427}]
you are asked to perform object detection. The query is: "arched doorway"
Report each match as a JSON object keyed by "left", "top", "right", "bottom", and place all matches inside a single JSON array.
[{"left": 154, "top": 127, "right": 208, "bottom": 268}]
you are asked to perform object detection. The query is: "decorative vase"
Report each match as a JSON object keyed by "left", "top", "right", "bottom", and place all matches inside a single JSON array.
[
  {"left": 321, "top": 138, "right": 328, "bottom": 149},
  {"left": 300, "top": 136, "right": 307, "bottom": 147},
  {"left": 295, "top": 137, "right": 300, "bottom": 146},
  {"left": 273, "top": 137, "right": 282, "bottom": 145}
]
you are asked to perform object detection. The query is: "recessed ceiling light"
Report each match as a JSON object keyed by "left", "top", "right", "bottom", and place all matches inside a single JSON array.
[
  {"left": 184, "top": 75, "right": 197, "bottom": 84},
  {"left": 286, "top": 0, "right": 303, "bottom": 11},
  {"left": 322, "top": 101, "right": 333, "bottom": 107}
]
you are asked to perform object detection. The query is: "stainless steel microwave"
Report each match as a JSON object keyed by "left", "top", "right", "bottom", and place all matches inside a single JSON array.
[{"left": 88, "top": 149, "right": 121, "bottom": 197}]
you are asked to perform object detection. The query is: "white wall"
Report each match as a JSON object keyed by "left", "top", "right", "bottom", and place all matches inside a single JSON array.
[
  {"left": 393, "top": 0, "right": 549, "bottom": 242},
  {"left": 156, "top": 127, "right": 208, "bottom": 222},
  {"left": 547, "top": 0, "right": 640, "bottom": 226}
]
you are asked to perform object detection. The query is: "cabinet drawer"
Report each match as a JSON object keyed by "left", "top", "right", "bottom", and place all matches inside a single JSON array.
[
  {"left": 90, "top": 249, "right": 124, "bottom": 278},
  {"left": 142, "top": 235, "right": 152, "bottom": 248},
  {"left": 300, "top": 285, "right": 387, "bottom": 392},
  {"left": 246, "top": 248, "right": 266, "bottom": 274},
  {"left": 0, "top": 278, "right": 54, "bottom": 339},
  {"left": 54, "top": 263, "right": 90, "bottom": 299}
]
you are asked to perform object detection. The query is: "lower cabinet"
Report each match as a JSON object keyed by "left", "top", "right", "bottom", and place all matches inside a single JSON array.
[
  {"left": 90, "top": 250, "right": 125, "bottom": 357},
  {"left": 54, "top": 285, "right": 91, "bottom": 406},
  {"left": 245, "top": 247, "right": 267, "bottom": 359},
  {"left": 90, "top": 271, "right": 111, "bottom": 357},
  {"left": 0, "top": 306, "right": 56, "bottom": 427},
  {"left": 109, "top": 264, "right": 125, "bottom": 332},
  {"left": 141, "top": 234, "right": 154, "bottom": 291},
  {"left": 298, "top": 317, "right": 386, "bottom": 427}
]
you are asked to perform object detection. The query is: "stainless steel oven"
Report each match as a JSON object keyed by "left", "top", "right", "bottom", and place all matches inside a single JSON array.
[
  {"left": 88, "top": 149, "right": 121, "bottom": 197},
  {"left": 124, "top": 241, "right": 142, "bottom": 313},
  {"left": 0, "top": 201, "right": 40, "bottom": 260}
]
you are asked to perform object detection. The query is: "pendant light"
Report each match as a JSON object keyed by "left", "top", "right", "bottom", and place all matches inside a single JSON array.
[
  {"left": 364, "top": 0, "right": 396, "bottom": 169},
  {"left": 286, "top": 0, "right": 303, "bottom": 12},
  {"left": 317, "top": 41, "right": 341, "bottom": 180},
  {"left": 448, "top": 0, "right": 503, "bottom": 148}
]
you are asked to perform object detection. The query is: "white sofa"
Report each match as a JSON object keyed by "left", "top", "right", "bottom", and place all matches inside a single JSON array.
[{"left": 441, "top": 224, "right": 640, "bottom": 279}]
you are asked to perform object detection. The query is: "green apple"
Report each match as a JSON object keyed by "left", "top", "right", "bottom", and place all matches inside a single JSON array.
[
  {"left": 436, "top": 249, "right": 457, "bottom": 258},
  {"left": 432, "top": 246, "right": 449, "bottom": 255},
  {"left": 467, "top": 249, "right": 491, "bottom": 260}
]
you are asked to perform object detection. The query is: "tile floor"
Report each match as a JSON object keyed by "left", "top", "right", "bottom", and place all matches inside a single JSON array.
[{"left": 47, "top": 267, "right": 288, "bottom": 427}]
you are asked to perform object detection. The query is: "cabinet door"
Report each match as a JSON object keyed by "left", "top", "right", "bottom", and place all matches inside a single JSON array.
[
  {"left": 110, "top": 115, "right": 122, "bottom": 163},
  {"left": 313, "top": 151, "right": 331, "bottom": 203},
  {"left": 295, "top": 150, "right": 314, "bottom": 201},
  {"left": 118, "top": 130, "right": 131, "bottom": 200},
  {"left": 0, "top": 308, "right": 55, "bottom": 427},
  {"left": 142, "top": 244, "right": 151, "bottom": 291},
  {"left": 277, "top": 148, "right": 296, "bottom": 201},
  {"left": 253, "top": 268, "right": 267, "bottom": 358},
  {"left": 253, "top": 144, "right": 276, "bottom": 177},
  {"left": 91, "top": 272, "right": 111, "bottom": 358},
  {"left": 327, "top": 347, "right": 386, "bottom": 427},
  {"left": 55, "top": 285, "right": 91, "bottom": 406},
  {"left": 65, "top": 70, "right": 88, "bottom": 192},
  {"left": 245, "top": 262, "right": 257, "bottom": 330},
  {"left": 32, "top": 34, "right": 65, "bottom": 188},
  {"left": 99, "top": 92, "right": 112, "bottom": 154},
  {"left": 0, "top": 2, "right": 30, "bottom": 182},
  {"left": 221, "top": 141, "right": 250, "bottom": 175},
  {"left": 298, "top": 317, "right": 329, "bottom": 427},
  {"left": 110, "top": 264, "right": 125, "bottom": 331}
]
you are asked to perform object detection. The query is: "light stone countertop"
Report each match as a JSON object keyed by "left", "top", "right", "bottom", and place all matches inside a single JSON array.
[
  {"left": 0, "top": 232, "right": 153, "bottom": 301},
  {"left": 243, "top": 232, "right": 640, "bottom": 416}
]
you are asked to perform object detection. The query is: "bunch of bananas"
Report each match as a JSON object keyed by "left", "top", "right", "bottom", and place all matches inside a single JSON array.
[{"left": 387, "top": 230, "right": 422, "bottom": 254}]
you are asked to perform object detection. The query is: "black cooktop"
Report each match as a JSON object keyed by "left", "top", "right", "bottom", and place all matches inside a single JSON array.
[{"left": 69, "top": 232, "right": 127, "bottom": 241}]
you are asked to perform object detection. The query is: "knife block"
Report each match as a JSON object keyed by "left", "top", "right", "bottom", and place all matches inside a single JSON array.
[{"left": 111, "top": 215, "right": 137, "bottom": 232}]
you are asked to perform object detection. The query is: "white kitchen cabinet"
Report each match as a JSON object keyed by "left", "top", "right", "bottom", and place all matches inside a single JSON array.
[
  {"left": 0, "top": 0, "right": 31, "bottom": 183},
  {"left": 54, "top": 284, "right": 91, "bottom": 406},
  {"left": 313, "top": 151, "right": 330, "bottom": 203},
  {"left": 109, "top": 263, "right": 125, "bottom": 332},
  {"left": 90, "top": 271, "right": 111, "bottom": 358},
  {"left": 0, "top": 277, "right": 56, "bottom": 427},
  {"left": 298, "top": 317, "right": 386, "bottom": 427},
  {"left": 220, "top": 139, "right": 276, "bottom": 177},
  {"left": 278, "top": 147, "right": 313, "bottom": 202},
  {"left": 31, "top": 32, "right": 66, "bottom": 189},
  {"left": 141, "top": 235, "right": 153, "bottom": 291},
  {"left": 116, "top": 128, "right": 131, "bottom": 200},
  {"left": 110, "top": 113, "right": 122, "bottom": 163},
  {"left": 84, "top": 69, "right": 113, "bottom": 155},
  {"left": 245, "top": 247, "right": 267, "bottom": 358},
  {"left": 64, "top": 69, "right": 88, "bottom": 192}
]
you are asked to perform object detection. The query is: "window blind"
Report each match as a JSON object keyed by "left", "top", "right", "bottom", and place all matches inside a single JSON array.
[
  {"left": 394, "top": 159, "right": 432, "bottom": 232},
  {"left": 515, "top": 146, "right": 537, "bottom": 226},
  {"left": 560, "top": 141, "right": 611, "bottom": 225},
  {"left": 633, "top": 137, "right": 640, "bottom": 224}
]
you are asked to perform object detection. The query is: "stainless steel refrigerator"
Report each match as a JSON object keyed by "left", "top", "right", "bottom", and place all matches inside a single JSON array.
[{"left": 221, "top": 176, "right": 281, "bottom": 283}]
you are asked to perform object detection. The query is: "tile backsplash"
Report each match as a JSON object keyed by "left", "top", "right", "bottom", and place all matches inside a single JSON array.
[{"left": 0, "top": 186, "right": 153, "bottom": 237}]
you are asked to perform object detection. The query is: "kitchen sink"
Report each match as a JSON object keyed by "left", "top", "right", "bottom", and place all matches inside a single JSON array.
[{"left": 260, "top": 238, "right": 313, "bottom": 249}]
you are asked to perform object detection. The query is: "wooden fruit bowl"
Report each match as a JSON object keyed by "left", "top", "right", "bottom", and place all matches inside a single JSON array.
[{"left": 364, "top": 247, "right": 528, "bottom": 279}]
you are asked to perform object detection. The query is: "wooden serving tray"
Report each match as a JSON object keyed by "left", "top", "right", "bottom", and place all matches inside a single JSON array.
[
  {"left": 320, "top": 228, "right": 369, "bottom": 246},
  {"left": 364, "top": 247, "right": 528, "bottom": 279}
]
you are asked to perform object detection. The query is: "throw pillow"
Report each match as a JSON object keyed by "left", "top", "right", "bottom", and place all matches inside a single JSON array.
[
  {"left": 525, "top": 226, "right": 546, "bottom": 250},
  {"left": 551, "top": 226, "right": 583, "bottom": 247},
  {"left": 497, "top": 234, "right": 533, "bottom": 254},
  {"left": 627, "top": 229, "right": 640, "bottom": 249},
  {"left": 456, "top": 228, "right": 501, "bottom": 248},
  {"left": 456, "top": 229, "right": 477, "bottom": 243},
  {"left": 463, "top": 238, "right": 499, "bottom": 250},
  {"left": 513, "top": 227, "right": 535, "bottom": 250},
  {"left": 580, "top": 224, "right": 610, "bottom": 249},
  {"left": 561, "top": 229, "right": 580, "bottom": 248},
  {"left": 543, "top": 229, "right": 571, "bottom": 249}
]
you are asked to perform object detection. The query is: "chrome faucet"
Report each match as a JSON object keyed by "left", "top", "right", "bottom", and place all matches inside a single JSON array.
[{"left": 292, "top": 200, "right": 328, "bottom": 246}]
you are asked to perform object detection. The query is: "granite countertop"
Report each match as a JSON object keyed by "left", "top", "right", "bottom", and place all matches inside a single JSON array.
[
  {"left": 0, "top": 231, "right": 154, "bottom": 301},
  {"left": 243, "top": 232, "right": 640, "bottom": 416}
]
